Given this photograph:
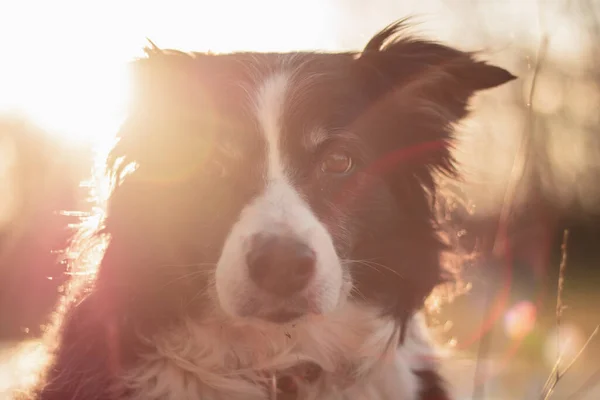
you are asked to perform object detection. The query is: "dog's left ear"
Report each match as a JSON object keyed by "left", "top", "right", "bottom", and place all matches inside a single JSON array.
[
  {"left": 355, "top": 20, "right": 516, "bottom": 118},
  {"left": 352, "top": 20, "right": 515, "bottom": 177}
]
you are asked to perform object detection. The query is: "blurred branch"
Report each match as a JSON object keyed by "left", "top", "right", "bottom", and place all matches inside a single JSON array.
[
  {"left": 471, "top": 7, "right": 550, "bottom": 398},
  {"left": 471, "top": 0, "right": 553, "bottom": 397},
  {"left": 491, "top": 34, "right": 549, "bottom": 258}
]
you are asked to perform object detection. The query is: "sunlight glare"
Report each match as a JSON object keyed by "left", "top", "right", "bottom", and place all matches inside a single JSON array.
[
  {"left": 0, "top": 340, "right": 49, "bottom": 394},
  {"left": 0, "top": 135, "right": 18, "bottom": 230},
  {"left": 0, "top": 0, "right": 338, "bottom": 147}
]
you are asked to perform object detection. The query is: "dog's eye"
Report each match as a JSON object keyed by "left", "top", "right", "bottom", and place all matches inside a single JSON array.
[
  {"left": 320, "top": 151, "right": 353, "bottom": 174},
  {"left": 203, "top": 157, "right": 229, "bottom": 179}
]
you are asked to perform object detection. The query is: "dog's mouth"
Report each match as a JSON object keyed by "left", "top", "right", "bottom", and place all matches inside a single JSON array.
[
  {"left": 263, "top": 309, "right": 305, "bottom": 323},
  {"left": 232, "top": 289, "right": 323, "bottom": 324}
]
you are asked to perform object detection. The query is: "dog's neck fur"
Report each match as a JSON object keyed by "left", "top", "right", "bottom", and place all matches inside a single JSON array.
[{"left": 116, "top": 304, "right": 437, "bottom": 400}]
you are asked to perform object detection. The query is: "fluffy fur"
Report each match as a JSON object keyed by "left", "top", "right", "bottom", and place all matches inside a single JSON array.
[{"left": 16, "top": 20, "right": 514, "bottom": 400}]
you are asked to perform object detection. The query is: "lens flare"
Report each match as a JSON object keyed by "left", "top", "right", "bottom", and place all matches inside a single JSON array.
[{"left": 503, "top": 301, "right": 537, "bottom": 339}]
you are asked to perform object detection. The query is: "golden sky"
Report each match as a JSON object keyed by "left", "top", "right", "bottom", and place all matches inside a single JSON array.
[
  {"left": 0, "top": 0, "right": 588, "bottom": 141},
  {"left": 0, "top": 0, "right": 596, "bottom": 214}
]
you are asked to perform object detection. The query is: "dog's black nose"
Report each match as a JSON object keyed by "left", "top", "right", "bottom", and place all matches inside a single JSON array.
[{"left": 246, "top": 234, "right": 316, "bottom": 296}]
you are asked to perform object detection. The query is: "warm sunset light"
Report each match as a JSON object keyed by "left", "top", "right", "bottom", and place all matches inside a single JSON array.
[
  {"left": 2, "top": 0, "right": 597, "bottom": 216},
  {"left": 1, "top": 2, "right": 600, "bottom": 400},
  {"left": 0, "top": 341, "right": 48, "bottom": 394},
  {"left": 0, "top": 0, "right": 341, "bottom": 146}
]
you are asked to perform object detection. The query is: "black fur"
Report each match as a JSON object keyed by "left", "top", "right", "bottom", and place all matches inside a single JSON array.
[{"left": 416, "top": 369, "right": 452, "bottom": 400}]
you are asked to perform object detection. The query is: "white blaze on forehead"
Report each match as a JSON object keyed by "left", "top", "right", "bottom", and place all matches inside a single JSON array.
[
  {"left": 254, "top": 71, "right": 290, "bottom": 180},
  {"left": 214, "top": 69, "right": 343, "bottom": 318}
]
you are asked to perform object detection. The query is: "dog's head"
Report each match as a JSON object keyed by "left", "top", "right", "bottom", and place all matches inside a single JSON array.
[{"left": 98, "top": 21, "right": 514, "bottom": 331}]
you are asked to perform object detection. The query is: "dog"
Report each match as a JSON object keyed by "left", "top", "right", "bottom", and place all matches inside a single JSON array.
[{"left": 19, "top": 20, "right": 514, "bottom": 400}]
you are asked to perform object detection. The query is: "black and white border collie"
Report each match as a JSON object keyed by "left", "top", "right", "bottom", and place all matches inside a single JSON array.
[{"left": 21, "top": 20, "right": 514, "bottom": 400}]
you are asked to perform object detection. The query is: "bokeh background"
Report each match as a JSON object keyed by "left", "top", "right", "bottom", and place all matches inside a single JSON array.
[{"left": 1, "top": 1, "right": 599, "bottom": 399}]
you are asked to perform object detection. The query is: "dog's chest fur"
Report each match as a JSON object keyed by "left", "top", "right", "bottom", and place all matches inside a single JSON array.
[{"left": 118, "top": 305, "right": 434, "bottom": 400}]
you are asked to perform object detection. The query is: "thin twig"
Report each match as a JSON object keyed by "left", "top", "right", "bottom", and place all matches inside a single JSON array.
[
  {"left": 491, "top": 34, "right": 549, "bottom": 258},
  {"left": 555, "top": 230, "right": 569, "bottom": 379},
  {"left": 542, "top": 325, "right": 600, "bottom": 399},
  {"left": 559, "top": 326, "right": 599, "bottom": 381},
  {"left": 540, "top": 352, "right": 565, "bottom": 397},
  {"left": 540, "top": 228, "right": 569, "bottom": 399}
]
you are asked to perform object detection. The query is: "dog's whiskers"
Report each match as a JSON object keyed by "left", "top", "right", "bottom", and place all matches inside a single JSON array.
[
  {"left": 350, "top": 286, "right": 367, "bottom": 301},
  {"left": 151, "top": 262, "right": 217, "bottom": 268},
  {"left": 159, "top": 270, "right": 213, "bottom": 290},
  {"left": 185, "top": 286, "right": 212, "bottom": 308},
  {"left": 342, "top": 258, "right": 404, "bottom": 280}
]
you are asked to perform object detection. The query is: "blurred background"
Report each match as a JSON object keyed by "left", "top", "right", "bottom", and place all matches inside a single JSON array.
[{"left": 0, "top": 0, "right": 599, "bottom": 399}]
